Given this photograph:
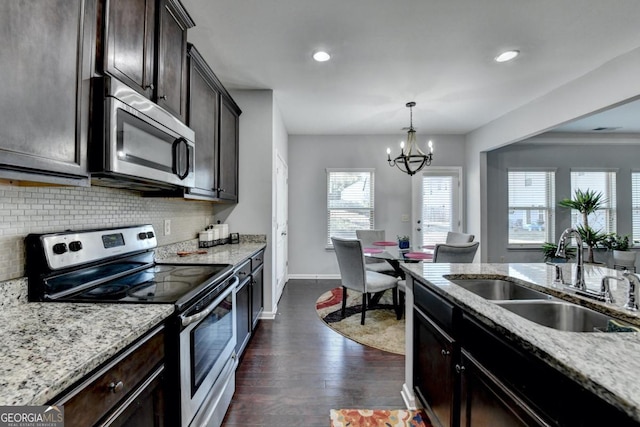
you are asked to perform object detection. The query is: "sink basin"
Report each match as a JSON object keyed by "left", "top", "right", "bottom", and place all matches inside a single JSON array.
[
  {"left": 447, "top": 278, "right": 552, "bottom": 300},
  {"left": 496, "top": 300, "right": 626, "bottom": 332}
]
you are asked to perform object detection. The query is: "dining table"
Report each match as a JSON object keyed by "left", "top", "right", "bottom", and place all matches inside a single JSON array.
[{"left": 363, "top": 241, "right": 433, "bottom": 278}]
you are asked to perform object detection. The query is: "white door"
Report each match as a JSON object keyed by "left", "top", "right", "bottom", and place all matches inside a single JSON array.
[
  {"left": 275, "top": 153, "right": 288, "bottom": 296},
  {"left": 412, "top": 168, "right": 462, "bottom": 247}
]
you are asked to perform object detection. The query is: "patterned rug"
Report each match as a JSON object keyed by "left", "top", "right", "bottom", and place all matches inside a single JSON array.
[
  {"left": 330, "top": 408, "right": 433, "bottom": 427},
  {"left": 315, "top": 287, "right": 405, "bottom": 355}
]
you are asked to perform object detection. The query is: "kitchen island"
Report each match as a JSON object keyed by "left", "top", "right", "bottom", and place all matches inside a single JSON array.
[{"left": 401, "top": 262, "right": 640, "bottom": 426}]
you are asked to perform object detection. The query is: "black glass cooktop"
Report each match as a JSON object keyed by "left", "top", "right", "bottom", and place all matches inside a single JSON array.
[{"left": 47, "top": 262, "right": 230, "bottom": 304}]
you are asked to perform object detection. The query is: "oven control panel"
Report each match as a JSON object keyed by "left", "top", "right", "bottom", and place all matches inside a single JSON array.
[{"left": 38, "top": 225, "right": 157, "bottom": 270}]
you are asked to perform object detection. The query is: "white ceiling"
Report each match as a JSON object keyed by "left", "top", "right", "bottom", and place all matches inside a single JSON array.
[{"left": 182, "top": 0, "right": 640, "bottom": 136}]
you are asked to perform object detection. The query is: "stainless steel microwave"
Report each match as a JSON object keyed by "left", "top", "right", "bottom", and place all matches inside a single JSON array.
[{"left": 89, "top": 77, "right": 195, "bottom": 191}]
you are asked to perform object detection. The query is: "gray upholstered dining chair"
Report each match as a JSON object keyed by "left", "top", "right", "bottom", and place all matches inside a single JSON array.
[
  {"left": 331, "top": 237, "right": 399, "bottom": 325},
  {"left": 445, "top": 231, "right": 475, "bottom": 244},
  {"left": 432, "top": 241, "right": 479, "bottom": 263},
  {"left": 355, "top": 229, "right": 395, "bottom": 274}
]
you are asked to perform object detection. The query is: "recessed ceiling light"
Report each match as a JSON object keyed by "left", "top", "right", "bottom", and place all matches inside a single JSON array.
[
  {"left": 495, "top": 50, "right": 520, "bottom": 63},
  {"left": 313, "top": 51, "right": 331, "bottom": 62}
]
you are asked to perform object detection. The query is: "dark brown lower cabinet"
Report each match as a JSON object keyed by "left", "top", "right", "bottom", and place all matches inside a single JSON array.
[
  {"left": 53, "top": 325, "right": 165, "bottom": 427},
  {"left": 459, "top": 351, "right": 548, "bottom": 427},
  {"left": 414, "top": 306, "right": 457, "bottom": 427},
  {"left": 235, "top": 275, "right": 251, "bottom": 357}
]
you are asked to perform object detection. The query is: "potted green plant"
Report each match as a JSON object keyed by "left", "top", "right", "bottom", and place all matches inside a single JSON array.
[
  {"left": 558, "top": 189, "right": 608, "bottom": 263},
  {"left": 603, "top": 233, "right": 636, "bottom": 268},
  {"left": 541, "top": 242, "right": 576, "bottom": 262},
  {"left": 397, "top": 235, "right": 410, "bottom": 249}
]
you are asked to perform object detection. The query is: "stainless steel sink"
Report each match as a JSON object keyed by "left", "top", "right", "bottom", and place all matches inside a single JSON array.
[
  {"left": 447, "top": 278, "right": 552, "bottom": 300},
  {"left": 495, "top": 300, "right": 626, "bottom": 332}
]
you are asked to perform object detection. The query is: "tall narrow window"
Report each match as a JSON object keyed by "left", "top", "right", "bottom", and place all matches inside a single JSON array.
[
  {"left": 508, "top": 170, "right": 555, "bottom": 244},
  {"left": 417, "top": 172, "right": 461, "bottom": 246},
  {"left": 631, "top": 172, "right": 640, "bottom": 244},
  {"left": 326, "top": 169, "right": 374, "bottom": 247},
  {"left": 569, "top": 171, "right": 616, "bottom": 234}
]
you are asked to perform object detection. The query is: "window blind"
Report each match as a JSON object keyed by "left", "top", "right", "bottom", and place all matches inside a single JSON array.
[
  {"left": 422, "top": 175, "right": 454, "bottom": 244},
  {"left": 632, "top": 173, "right": 640, "bottom": 244},
  {"left": 326, "top": 169, "right": 374, "bottom": 246},
  {"left": 507, "top": 170, "right": 555, "bottom": 244},
  {"left": 569, "top": 171, "right": 616, "bottom": 233}
]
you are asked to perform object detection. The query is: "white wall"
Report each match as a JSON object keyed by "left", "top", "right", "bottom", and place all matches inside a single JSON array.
[
  {"left": 465, "top": 47, "right": 640, "bottom": 260},
  {"left": 288, "top": 134, "right": 465, "bottom": 277}
]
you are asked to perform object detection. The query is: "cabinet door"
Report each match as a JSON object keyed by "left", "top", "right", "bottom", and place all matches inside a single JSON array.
[
  {"left": 0, "top": 0, "right": 90, "bottom": 184},
  {"left": 235, "top": 277, "right": 251, "bottom": 357},
  {"left": 251, "top": 264, "right": 263, "bottom": 329},
  {"left": 104, "top": 0, "right": 155, "bottom": 98},
  {"left": 186, "top": 46, "right": 219, "bottom": 199},
  {"left": 156, "top": 0, "right": 192, "bottom": 121},
  {"left": 414, "top": 306, "right": 457, "bottom": 427},
  {"left": 459, "top": 351, "right": 550, "bottom": 427},
  {"left": 216, "top": 94, "right": 241, "bottom": 202}
]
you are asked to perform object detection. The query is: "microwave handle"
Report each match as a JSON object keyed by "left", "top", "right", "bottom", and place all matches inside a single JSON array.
[{"left": 172, "top": 138, "right": 190, "bottom": 180}]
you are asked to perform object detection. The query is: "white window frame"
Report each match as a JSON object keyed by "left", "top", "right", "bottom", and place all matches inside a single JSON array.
[
  {"left": 568, "top": 170, "right": 617, "bottom": 235},
  {"left": 326, "top": 168, "right": 375, "bottom": 248},
  {"left": 630, "top": 171, "right": 640, "bottom": 245},
  {"left": 507, "top": 169, "right": 556, "bottom": 247}
]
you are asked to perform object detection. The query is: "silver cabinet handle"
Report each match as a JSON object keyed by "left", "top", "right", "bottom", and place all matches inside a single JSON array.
[
  {"left": 108, "top": 381, "right": 124, "bottom": 394},
  {"left": 455, "top": 364, "right": 465, "bottom": 374},
  {"left": 441, "top": 349, "right": 450, "bottom": 357},
  {"left": 159, "top": 94, "right": 167, "bottom": 100}
]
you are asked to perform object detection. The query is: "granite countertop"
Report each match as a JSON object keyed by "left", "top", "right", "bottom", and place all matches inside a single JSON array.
[
  {"left": 401, "top": 262, "right": 640, "bottom": 423},
  {"left": 0, "top": 296, "right": 174, "bottom": 406},
  {"left": 0, "top": 240, "right": 265, "bottom": 407},
  {"left": 155, "top": 240, "right": 266, "bottom": 265}
]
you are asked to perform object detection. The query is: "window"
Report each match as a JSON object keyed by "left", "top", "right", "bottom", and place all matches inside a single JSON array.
[
  {"left": 569, "top": 171, "right": 616, "bottom": 234},
  {"left": 508, "top": 170, "right": 555, "bottom": 244},
  {"left": 417, "top": 170, "right": 461, "bottom": 246},
  {"left": 632, "top": 172, "right": 640, "bottom": 244},
  {"left": 326, "top": 169, "right": 374, "bottom": 246}
]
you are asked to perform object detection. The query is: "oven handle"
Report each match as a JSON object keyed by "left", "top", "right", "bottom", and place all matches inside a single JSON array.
[{"left": 180, "top": 276, "right": 239, "bottom": 327}]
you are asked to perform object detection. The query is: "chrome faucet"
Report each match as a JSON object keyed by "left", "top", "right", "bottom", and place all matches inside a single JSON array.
[
  {"left": 598, "top": 276, "right": 622, "bottom": 304},
  {"left": 555, "top": 228, "right": 586, "bottom": 291},
  {"left": 622, "top": 270, "right": 640, "bottom": 311}
]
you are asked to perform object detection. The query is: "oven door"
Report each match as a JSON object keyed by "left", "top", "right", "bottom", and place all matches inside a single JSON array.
[{"left": 178, "top": 276, "right": 238, "bottom": 427}]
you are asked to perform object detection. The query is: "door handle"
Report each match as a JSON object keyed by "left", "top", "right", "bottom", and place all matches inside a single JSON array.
[
  {"left": 172, "top": 138, "right": 190, "bottom": 180},
  {"left": 281, "top": 231, "right": 287, "bottom": 236}
]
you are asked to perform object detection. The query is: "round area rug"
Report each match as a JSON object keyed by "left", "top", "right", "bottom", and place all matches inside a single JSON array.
[{"left": 316, "top": 287, "right": 405, "bottom": 355}]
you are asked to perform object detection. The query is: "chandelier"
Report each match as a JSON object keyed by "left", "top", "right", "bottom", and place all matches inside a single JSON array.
[{"left": 387, "top": 102, "right": 433, "bottom": 176}]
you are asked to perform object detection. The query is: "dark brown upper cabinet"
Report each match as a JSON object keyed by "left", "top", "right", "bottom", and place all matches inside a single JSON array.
[
  {"left": 0, "top": 0, "right": 94, "bottom": 186},
  {"left": 101, "top": 0, "right": 193, "bottom": 122},
  {"left": 185, "top": 44, "right": 241, "bottom": 203}
]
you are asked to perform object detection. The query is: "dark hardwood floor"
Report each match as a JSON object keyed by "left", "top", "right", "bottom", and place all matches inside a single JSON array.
[{"left": 222, "top": 279, "right": 406, "bottom": 426}]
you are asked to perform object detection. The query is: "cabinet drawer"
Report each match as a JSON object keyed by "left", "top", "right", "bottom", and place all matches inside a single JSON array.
[
  {"left": 55, "top": 326, "right": 165, "bottom": 427},
  {"left": 413, "top": 281, "right": 455, "bottom": 334},
  {"left": 251, "top": 250, "right": 264, "bottom": 271},
  {"left": 235, "top": 259, "right": 252, "bottom": 282}
]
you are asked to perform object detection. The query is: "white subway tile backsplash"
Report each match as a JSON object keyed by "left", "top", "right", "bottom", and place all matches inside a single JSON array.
[{"left": 0, "top": 183, "right": 215, "bottom": 282}]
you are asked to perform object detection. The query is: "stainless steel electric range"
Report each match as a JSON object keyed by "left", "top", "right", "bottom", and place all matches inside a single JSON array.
[{"left": 26, "top": 224, "right": 238, "bottom": 427}]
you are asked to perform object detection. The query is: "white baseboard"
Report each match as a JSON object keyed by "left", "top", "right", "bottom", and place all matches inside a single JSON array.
[
  {"left": 287, "top": 274, "right": 341, "bottom": 280},
  {"left": 401, "top": 383, "right": 417, "bottom": 410}
]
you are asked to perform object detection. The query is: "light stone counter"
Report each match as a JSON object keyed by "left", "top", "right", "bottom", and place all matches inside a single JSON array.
[
  {"left": 401, "top": 262, "right": 640, "bottom": 423},
  {"left": 155, "top": 240, "right": 266, "bottom": 266},
  {"left": 0, "top": 280, "right": 174, "bottom": 406}
]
